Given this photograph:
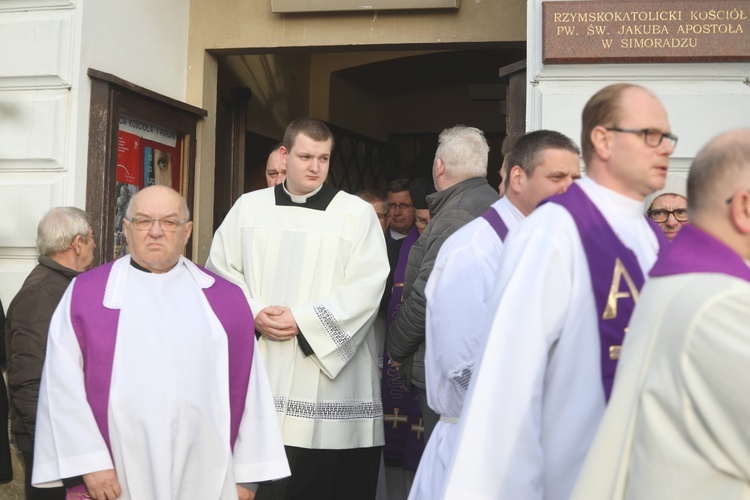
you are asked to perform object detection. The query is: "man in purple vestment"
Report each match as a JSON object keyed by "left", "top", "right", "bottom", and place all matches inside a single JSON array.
[
  {"left": 444, "top": 84, "right": 676, "bottom": 500},
  {"left": 32, "top": 186, "right": 288, "bottom": 500},
  {"left": 383, "top": 179, "right": 417, "bottom": 317},
  {"left": 380, "top": 178, "right": 434, "bottom": 499},
  {"left": 572, "top": 129, "right": 750, "bottom": 499}
]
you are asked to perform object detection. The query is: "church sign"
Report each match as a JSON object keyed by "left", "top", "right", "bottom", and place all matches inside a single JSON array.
[{"left": 543, "top": 0, "right": 749, "bottom": 63}]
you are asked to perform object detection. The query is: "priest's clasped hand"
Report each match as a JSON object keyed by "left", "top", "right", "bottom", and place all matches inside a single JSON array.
[{"left": 256, "top": 306, "right": 300, "bottom": 341}]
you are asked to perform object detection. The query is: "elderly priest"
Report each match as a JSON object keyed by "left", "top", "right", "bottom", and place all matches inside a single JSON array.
[{"left": 32, "top": 185, "right": 289, "bottom": 500}]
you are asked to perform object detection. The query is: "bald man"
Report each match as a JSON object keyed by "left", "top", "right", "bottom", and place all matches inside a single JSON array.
[{"left": 265, "top": 144, "right": 286, "bottom": 187}]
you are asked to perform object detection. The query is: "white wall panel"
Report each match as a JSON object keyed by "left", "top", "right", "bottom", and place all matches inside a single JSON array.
[
  {"left": 0, "top": 0, "right": 73, "bottom": 12},
  {"left": 0, "top": 89, "right": 69, "bottom": 170},
  {"left": 0, "top": 9, "right": 74, "bottom": 89},
  {"left": 0, "top": 174, "right": 66, "bottom": 251},
  {"left": 535, "top": 79, "right": 750, "bottom": 166}
]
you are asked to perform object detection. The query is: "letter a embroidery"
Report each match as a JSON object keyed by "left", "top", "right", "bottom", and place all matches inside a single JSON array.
[{"left": 602, "top": 258, "right": 640, "bottom": 320}]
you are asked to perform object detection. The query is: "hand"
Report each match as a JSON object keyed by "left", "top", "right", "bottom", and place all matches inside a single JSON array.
[
  {"left": 386, "top": 354, "right": 401, "bottom": 370},
  {"left": 256, "top": 306, "right": 299, "bottom": 341},
  {"left": 237, "top": 485, "right": 255, "bottom": 500},
  {"left": 82, "top": 469, "right": 121, "bottom": 499}
]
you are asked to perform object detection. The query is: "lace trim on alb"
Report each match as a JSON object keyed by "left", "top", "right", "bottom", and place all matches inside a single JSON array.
[
  {"left": 274, "top": 396, "right": 383, "bottom": 421},
  {"left": 449, "top": 363, "right": 473, "bottom": 396},
  {"left": 313, "top": 305, "right": 356, "bottom": 362}
]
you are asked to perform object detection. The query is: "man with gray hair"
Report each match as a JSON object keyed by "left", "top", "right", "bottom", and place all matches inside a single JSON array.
[
  {"left": 5, "top": 206, "right": 96, "bottom": 499},
  {"left": 572, "top": 129, "right": 750, "bottom": 499},
  {"left": 386, "top": 125, "right": 498, "bottom": 441}
]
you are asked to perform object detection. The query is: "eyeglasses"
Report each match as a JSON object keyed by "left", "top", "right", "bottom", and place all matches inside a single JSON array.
[
  {"left": 415, "top": 216, "right": 429, "bottom": 227},
  {"left": 388, "top": 203, "right": 413, "bottom": 211},
  {"left": 125, "top": 216, "right": 189, "bottom": 231},
  {"left": 647, "top": 208, "right": 688, "bottom": 223},
  {"left": 607, "top": 128, "right": 678, "bottom": 148},
  {"left": 376, "top": 213, "right": 388, "bottom": 220}
]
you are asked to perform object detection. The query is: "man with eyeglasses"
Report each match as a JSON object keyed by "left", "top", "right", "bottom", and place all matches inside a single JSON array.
[
  {"left": 386, "top": 126, "right": 497, "bottom": 445},
  {"left": 386, "top": 179, "right": 417, "bottom": 241},
  {"left": 410, "top": 178, "right": 435, "bottom": 236},
  {"left": 411, "top": 130, "right": 581, "bottom": 500},
  {"left": 383, "top": 179, "right": 418, "bottom": 325},
  {"left": 572, "top": 129, "right": 750, "bottom": 499},
  {"left": 32, "top": 186, "right": 289, "bottom": 500},
  {"left": 644, "top": 173, "right": 689, "bottom": 241},
  {"left": 444, "top": 84, "right": 674, "bottom": 500},
  {"left": 380, "top": 177, "right": 434, "bottom": 499},
  {"left": 356, "top": 189, "right": 390, "bottom": 235},
  {"left": 382, "top": 179, "right": 418, "bottom": 347}
]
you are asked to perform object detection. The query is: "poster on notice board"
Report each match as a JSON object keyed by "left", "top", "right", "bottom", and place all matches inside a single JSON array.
[{"left": 114, "top": 114, "right": 182, "bottom": 258}]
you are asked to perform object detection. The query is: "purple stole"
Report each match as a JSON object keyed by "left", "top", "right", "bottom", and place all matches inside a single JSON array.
[
  {"left": 69, "top": 260, "right": 254, "bottom": 456},
  {"left": 481, "top": 207, "right": 509, "bottom": 241},
  {"left": 382, "top": 227, "right": 425, "bottom": 470},
  {"left": 547, "top": 183, "right": 666, "bottom": 401},
  {"left": 650, "top": 224, "right": 750, "bottom": 282},
  {"left": 386, "top": 227, "right": 420, "bottom": 323}
]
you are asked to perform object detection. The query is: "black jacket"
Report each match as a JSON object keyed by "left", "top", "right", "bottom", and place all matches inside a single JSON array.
[{"left": 5, "top": 256, "right": 79, "bottom": 450}]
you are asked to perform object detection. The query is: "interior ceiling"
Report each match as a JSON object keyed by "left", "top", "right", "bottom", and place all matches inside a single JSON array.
[{"left": 333, "top": 48, "right": 526, "bottom": 96}]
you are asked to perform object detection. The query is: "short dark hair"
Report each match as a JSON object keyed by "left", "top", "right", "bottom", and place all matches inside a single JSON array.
[
  {"left": 387, "top": 178, "right": 411, "bottom": 194},
  {"left": 282, "top": 117, "right": 334, "bottom": 151},
  {"left": 356, "top": 189, "right": 388, "bottom": 206},
  {"left": 502, "top": 133, "right": 524, "bottom": 156},
  {"left": 505, "top": 130, "right": 580, "bottom": 179}
]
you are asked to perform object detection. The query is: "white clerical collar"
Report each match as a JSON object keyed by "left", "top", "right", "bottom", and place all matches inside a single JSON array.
[
  {"left": 389, "top": 228, "right": 408, "bottom": 240},
  {"left": 283, "top": 182, "right": 323, "bottom": 203},
  {"left": 578, "top": 176, "right": 644, "bottom": 219}
]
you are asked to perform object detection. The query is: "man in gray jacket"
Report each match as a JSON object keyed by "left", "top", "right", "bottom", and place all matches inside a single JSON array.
[
  {"left": 386, "top": 125, "right": 497, "bottom": 440},
  {"left": 5, "top": 207, "right": 95, "bottom": 499}
]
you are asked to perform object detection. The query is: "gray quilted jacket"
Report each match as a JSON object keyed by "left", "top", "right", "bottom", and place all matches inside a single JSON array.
[{"left": 386, "top": 177, "right": 498, "bottom": 389}]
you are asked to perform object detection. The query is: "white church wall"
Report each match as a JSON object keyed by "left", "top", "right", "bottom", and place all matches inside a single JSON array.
[
  {"left": 527, "top": 0, "right": 750, "bottom": 177},
  {"left": 0, "top": 0, "right": 190, "bottom": 305}
]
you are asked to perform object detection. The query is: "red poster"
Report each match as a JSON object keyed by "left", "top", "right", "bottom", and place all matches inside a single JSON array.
[{"left": 117, "top": 131, "right": 143, "bottom": 186}]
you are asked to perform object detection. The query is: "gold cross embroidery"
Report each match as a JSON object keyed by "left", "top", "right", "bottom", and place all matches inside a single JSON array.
[
  {"left": 384, "top": 408, "right": 409, "bottom": 429},
  {"left": 410, "top": 418, "right": 425, "bottom": 440}
]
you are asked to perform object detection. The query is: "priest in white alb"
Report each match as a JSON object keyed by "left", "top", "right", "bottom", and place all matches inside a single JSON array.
[
  {"left": 572, "top": 129, "right": 750, "bottom": 499},
  {"left": 32, "top": 185, "right": 289, "bottom": 500},
  {"left": 207, "top": 117, "right": 389, "bottom": 499},
  {"left": 410, "top": 130, "right": 581, "bottom": 499},
  {"left": 443, "top": 84, "right": 675, "bottom": 500}
]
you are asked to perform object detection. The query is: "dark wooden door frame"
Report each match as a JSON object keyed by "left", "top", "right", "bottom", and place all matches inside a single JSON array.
[{"left": 86, "top": 69, "right": 207, "bottom": 265}]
